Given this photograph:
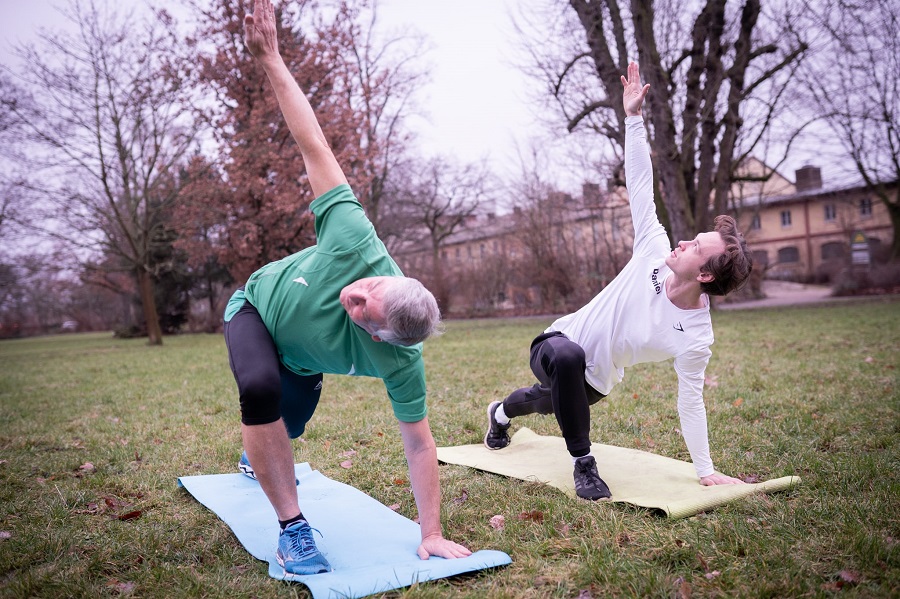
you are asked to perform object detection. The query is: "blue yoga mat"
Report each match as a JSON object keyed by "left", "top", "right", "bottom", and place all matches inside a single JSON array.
[{"left": 178, "top": 463, "right": 510, "bottom": 598}]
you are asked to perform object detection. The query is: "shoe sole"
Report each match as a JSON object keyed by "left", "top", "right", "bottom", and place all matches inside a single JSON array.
[
  {"left": 276, "top": 553, "right": 333, "bottom": 575},
  {"left": 238, "top": 462, "right": 257, "bottom": 480},
  {"left": 483, "top": 401, "right": 509, "bottom": 450},
  {"left": 238, "top": 461, "right": 300, "bottom": 485},
  {"left": 576, "top": 492, "right": 612, "bottom": 501}
]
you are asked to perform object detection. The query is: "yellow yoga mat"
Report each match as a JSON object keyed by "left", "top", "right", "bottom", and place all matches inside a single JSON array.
[{"left": 436, "top": 428, "right": 799, "bottom": 519}]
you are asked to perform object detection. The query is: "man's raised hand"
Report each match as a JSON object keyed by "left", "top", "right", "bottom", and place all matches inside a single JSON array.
[
  {"left": 620, "top": 61, "right": 650, "bottom": 117},
  {"left": 244, "top": 0, "right": 279, "bottom": 59}
]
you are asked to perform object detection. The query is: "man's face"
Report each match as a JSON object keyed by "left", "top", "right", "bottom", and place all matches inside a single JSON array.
[
  {"left": 665, "top": 231, "right": 726, "bottom": 282},
  {"left": 339, "top": 276, "right": 396, "bottom": 341}
]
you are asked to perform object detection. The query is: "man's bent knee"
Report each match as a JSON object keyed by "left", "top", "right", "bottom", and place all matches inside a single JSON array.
[{"left": 239, "top": 374, "right": 281, "bottom": 426}]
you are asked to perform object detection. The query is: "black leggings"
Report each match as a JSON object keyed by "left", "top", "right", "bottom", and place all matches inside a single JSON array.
[
  {"left": 503, "top": 331, "right": 605, "bottom": 457},
  {"left": 223, "top": 298, "right": 322, "bottom": 438}
]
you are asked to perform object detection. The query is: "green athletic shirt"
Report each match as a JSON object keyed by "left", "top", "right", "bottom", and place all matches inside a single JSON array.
[{"left": 223, "top": 184, "right": 427, "bottom": 423}]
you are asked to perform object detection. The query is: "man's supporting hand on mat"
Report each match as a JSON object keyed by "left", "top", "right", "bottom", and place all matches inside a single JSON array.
[{"left": 400, "top": 419, "right": 473, "bottom": 559}]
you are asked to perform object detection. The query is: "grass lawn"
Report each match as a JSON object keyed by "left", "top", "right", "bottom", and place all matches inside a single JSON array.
[{"left": 0, "top": 298, "right": 898, "bottom": 598}]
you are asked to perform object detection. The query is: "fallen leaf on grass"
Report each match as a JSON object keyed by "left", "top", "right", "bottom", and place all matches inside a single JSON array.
[
  {"left": 392, "top": 478, "right": 407, "bottom": 485},
  {"left": 0, "top": 531, "right": 11, "bottom": 540},
  {"left": 387, "top": 504, "right": 400, "bottom": 511},
  {"left": 704, "top": 571, "right": 720, "bottom": 580},
  {"left": 104, "top": 495, "right": 134, "bottom": 509},
  {"left": 741, "top": 474, "right": 760, "bottom": 484},
  {"left": 674, "top": 577, "right": 691, "bottom": 599},
  {"left": 340, "top": 450, "right": 357, "bottom": 457},
  {"left": 489, "top": 514, "right": 505, "bottom": 530},
  {"left": 452, "top": 490, "right": 468, "bottom": 505},
  {"left": 75, "top": 502, "right": 102, "bottom": 515},
  {"left": 704, "top": 375, "right": 719, "bottom": 388},
  {"left": 864, "top": 356, "right": 874, "bottom": 363},
  {"left": 0, "top": 460, "right": 7, "bottom": 466},
  {"left": 117, "top": 510, "right": 142, "bottom": 521},
  {"left": 577, "top": 589, "right": 594, "bottom": 599},
  {"left": 732, "top": 397, "right": 744, "bottom": 407},
  {"left": 79, "top": 462, "right": 95, "bottom": 473},
  {"left": 837, "top": 570, "right": 861, "bottom": 584},
  {"left": 106, "top": 579, "right": 135, "bottom": 595},
  {"left": 339, "top": 460, "right": 352, "bottom": 469},
  {"left": 697, "top": 553, "right": 709, "bottom": 572},
  {"left": 517, "top": 510, "right": 544, "bottom": 523}
]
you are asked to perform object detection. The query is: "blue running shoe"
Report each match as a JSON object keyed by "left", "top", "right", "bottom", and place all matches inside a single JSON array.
[
  {"left": 238, "top": 451, "right": 299, "bottom": 485},
  {"left": 277, "top": 520, "right": 332, "bottom": 575}
]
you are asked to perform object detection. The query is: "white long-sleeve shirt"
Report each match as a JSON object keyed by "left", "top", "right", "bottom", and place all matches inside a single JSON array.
[{"left": 546, "top": 115, "right": 715, "bottom": 478}]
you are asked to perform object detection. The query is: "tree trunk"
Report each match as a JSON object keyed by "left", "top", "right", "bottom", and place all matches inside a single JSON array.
[
  {"left": 430, "top": 243, "right": 450, "bottom": 312},
  {"left": 632, "top": 0, "right": 693, "bottom": 242},
  {"left": 885, "top": 199, "right": 900, "bottom": 261},
  {"left": 137, "top": 269, "right": 163, "bottom": 345}
]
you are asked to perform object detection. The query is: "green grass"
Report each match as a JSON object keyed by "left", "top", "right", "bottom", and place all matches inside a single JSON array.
[{"left": 1, "top": 298, "right": 898, "bottom": 598}]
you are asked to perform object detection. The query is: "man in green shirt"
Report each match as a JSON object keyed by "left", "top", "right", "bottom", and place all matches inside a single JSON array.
[{"left": 223, "top": 0, "right": 471, "bottom": 576}]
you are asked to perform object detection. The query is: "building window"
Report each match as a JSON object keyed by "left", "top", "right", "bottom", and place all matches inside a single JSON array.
[
  {"left": 859, "top": 197, "right": 873, "bottom": 217},
  {"left": 780, "top": 210, "right": 792, "bottom": 227},
  {"left": 824, "top": 204, "right": 837, "bottom": 222},
  {"left": 750, "top": 214, "right": 761, "bottom": 230},
  {"left": 778, "top": 246, "right": 800, "bottom": 263},
  {"left": 821, "top": 241, "right": 845, "bottom": 261},
  {"left": 752, "top": 250, "right": 769, "bottom": 267}
]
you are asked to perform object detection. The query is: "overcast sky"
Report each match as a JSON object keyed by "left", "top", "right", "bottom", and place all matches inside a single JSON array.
[
  {"left": 0, "top": 0, "right": 552, "bottom": 182},
  {"left": 1, "top": 0, "right": 837, "bottom": 191}
]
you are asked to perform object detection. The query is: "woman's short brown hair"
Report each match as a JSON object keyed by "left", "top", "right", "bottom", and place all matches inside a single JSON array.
[{"left": 699, "top": 215, "right": 753, "bottom": 296}]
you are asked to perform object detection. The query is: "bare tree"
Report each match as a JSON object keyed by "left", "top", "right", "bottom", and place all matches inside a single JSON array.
[
  {"left": 394, "top": 158, "right": 493, "bottom": 310},
  {"left": 7, "top": 1, "right": 200, "bottom": 345},
  {"left": 338, "top": 0, "right": 429, "bottom": 239},
  {"left": 799, "top": 0, "right": 900, "bottom": 259},
  {"left": 517, "top": 0, "right": 809, "bottom": 243},
  {"left": 512, "top": 188, "right": 581, "bottom": 312},
  {"left": 0, "top": 72, "right": 34, "bottom": 250}
]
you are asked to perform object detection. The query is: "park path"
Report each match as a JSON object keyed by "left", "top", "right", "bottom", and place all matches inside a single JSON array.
[{"left": 718, "top": 280, "right": 860, "bottom": 310}]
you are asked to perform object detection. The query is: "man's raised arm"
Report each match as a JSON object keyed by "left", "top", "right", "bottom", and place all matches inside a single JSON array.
[
  {"left": 244, "top": 0, "right": 347, "bottom": 197},
  {"left": 621, "top": 62, "right": 666, "bottom": 255}
]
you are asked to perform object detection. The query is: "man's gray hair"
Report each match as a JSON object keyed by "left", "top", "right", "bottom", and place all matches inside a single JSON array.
[{"left": 373, "top": 277, "right": 443, "bottom": 346}]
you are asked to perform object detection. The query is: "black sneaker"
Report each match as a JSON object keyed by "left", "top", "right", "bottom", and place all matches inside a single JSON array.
[
  {"left": 483, "top": 401, "right": 511, "bottom": 450},
  {"left": 573, "top": 456, "right": 611, "bottom": 500}
]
